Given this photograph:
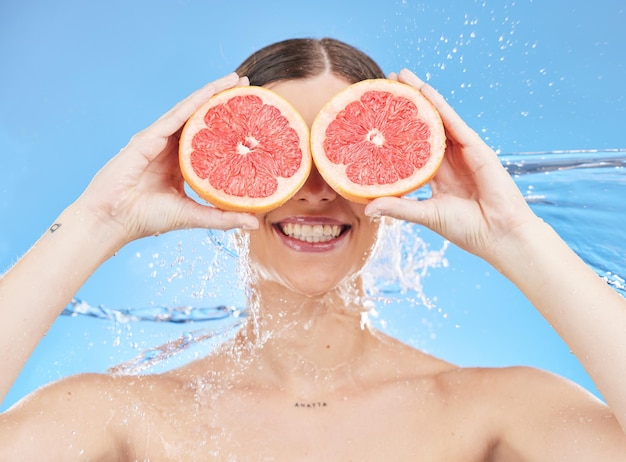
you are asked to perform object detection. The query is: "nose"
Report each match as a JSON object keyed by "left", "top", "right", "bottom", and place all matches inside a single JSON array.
[{"left": 292, "top": 165, "right": 337, "bottom": 204}]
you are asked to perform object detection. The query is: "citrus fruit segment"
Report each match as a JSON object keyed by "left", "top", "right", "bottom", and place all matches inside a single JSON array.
[
  {"left": 179, "top": 86, "right": 312, "bottom": 213},
  {"left": 310, "top": 79, "right": 445, "bottom": 203}
]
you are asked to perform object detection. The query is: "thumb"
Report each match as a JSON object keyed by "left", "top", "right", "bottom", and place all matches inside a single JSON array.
[
  {"left": 180, "top": 201, "right": 259, "bottom": 231},
  {"left": 365, "top": 196, "right": 442, "bottom": 231}
]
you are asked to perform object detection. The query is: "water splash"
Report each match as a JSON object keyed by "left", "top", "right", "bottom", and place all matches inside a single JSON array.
[
  {"left": 107, "top": 321, "right": 245, "bottom": 375},
  {"left": 62, "top": 298, "right": 244, "bottom": 323},
  {"left": 362, "top": 218, "right": 449, "bottom": 303},
  {"left": 60, "top": 149, "right": 626, "bottom": 372},
  {"left": 502, "top": 149, "right": 626, "bottom": 296},
  {"left": 63, "top": 148, "right": 626, "bottom": 325}
]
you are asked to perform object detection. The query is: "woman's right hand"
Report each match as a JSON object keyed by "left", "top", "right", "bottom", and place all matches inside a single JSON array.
[
  {"left": 75, "top": 72, "right": 259, "bottom": 249},
  {"left": 0, "top": 74, "right": 261, "bottom": 402}
]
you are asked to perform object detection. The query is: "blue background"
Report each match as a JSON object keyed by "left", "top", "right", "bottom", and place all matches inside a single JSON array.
[{"left": 1, "top": 0, "right": 625, "bottom": 410}]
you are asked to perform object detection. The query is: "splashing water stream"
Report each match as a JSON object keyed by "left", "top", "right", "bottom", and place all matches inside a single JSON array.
[{"left": 61, "top": 149, "right": 626, "bottom": 374}]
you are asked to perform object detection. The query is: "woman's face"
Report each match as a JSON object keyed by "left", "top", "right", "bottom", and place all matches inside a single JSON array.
[{"left": 247, "top": 73, "right": 380, "bottom": 296}]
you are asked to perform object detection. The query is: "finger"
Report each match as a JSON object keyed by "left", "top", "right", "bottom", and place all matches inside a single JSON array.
[
  {"left": 387, "top": 72, "right": 398, "bottom": 81},
  {"left": 125, "top": 72, "right": 240, "bottom": 161},
  {"left": 180, "top": 201, "right": 259, "bottom": 231},
  {"left": 398, "top": 68, "right": 483, "bottom": 148},
  {"left": 150, "top": 72, "right": 240, "bottom": 137},
  {"left": 365, "top": 196, "right": 439, "bottom": 230},
  {"left": 236, "top": 75, "right": 250, "bottom": 87}
]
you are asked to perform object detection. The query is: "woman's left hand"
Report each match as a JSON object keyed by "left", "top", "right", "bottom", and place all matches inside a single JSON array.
[{"left": 365, "top": 69, "right": 538, "bottom": 264}]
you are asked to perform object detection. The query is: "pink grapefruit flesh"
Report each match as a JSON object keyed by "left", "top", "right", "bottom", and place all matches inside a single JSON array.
[
  {"left": 179, "top": 86, "right": 311, "bottom": 213},
  {"left": 310, "top": 79, "right": 445, "bottom": 203}
]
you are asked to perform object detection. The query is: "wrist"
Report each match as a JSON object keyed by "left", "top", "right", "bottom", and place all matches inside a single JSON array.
[
  {"left": 56, "top": 200, "right": 128, "bottom": 258},
  {"left": 486, "top": 217, "right": 556, "bottom": 278}
]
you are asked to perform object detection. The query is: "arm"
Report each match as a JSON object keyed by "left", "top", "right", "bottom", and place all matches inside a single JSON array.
[
  {"left": 365, "top": 69, "right": 626, "bottom": 444},
  {"left": 0, "top": 72, "right": 258, "bottom": 405}
]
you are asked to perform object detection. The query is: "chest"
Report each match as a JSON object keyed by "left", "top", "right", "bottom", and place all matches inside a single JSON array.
[{"left": 125, "top": 384, "right": 497, "bottom": 461}]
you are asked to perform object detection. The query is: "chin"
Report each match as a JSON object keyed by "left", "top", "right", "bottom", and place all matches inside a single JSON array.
[{"left": 250, "top": 260, "right": 362, "bottom": 298}]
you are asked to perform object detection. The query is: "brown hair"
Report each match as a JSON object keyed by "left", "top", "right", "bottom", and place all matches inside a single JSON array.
[{"left": 235, "top": 38, "right": 385, "bottom": 86}]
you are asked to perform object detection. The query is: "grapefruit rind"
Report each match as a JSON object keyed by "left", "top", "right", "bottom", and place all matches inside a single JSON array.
[
  {"left": 179, "top": 86, "right": 312, "bottom": 213},
  {"left": 310, "top": 79, "right": 445, "bottom": 204}
]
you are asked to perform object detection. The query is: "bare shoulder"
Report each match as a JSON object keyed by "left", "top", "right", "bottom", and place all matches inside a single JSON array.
[
  {"left": 0, "top": 372, "right": 175, "bottom": 460},
  {"left": 438, "top": 365, "right": 626, "bottom": 460},
  {"left": 369, "top": 335, "right": 626, "bottom": 461}
]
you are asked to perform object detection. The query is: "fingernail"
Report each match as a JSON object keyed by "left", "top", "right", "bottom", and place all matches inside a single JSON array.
[
  {"left": 364, "top": 206, "right": 381, "bottom": 218},
  {"left": 401, "top": 69, "right": 425, "bottom": 87}
]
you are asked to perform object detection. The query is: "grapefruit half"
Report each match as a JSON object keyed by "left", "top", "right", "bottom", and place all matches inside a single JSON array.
[
  {"left": 310, "top": 79, "right": 445, "bottom": 203},
  {"left": 179, "top": 86, "right": 311, "bottom": 213}
]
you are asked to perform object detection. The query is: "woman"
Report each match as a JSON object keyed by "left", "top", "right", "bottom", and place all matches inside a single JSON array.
[{"left": 1, "top": 38, "right": 625, "bottom": 460}]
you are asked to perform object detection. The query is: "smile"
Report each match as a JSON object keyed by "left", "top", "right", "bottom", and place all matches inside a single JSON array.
[{"left": 278, "top": 223, "right": 343, "bottom": 243}]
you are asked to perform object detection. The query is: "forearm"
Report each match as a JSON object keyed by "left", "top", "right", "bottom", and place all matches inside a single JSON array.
[
  {"left": 490, "top": 218, "right": 626, "bottom": 430},
  {"left": 0, "top": 202, "right": 122, "bottom": 403}
]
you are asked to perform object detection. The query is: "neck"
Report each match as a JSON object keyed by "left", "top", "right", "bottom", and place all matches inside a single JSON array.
[{"left": 232, "top": 276, "right": 378, "bottom": 392}]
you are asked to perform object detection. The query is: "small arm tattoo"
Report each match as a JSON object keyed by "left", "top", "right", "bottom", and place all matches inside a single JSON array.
[{"left": 49, "top": 223, "right": 62, "bottom": 233}]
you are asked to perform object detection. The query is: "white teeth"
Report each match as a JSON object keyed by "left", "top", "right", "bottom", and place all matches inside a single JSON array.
[{"left": 279, "top": 223, "right": 343, "bottom": 243}]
